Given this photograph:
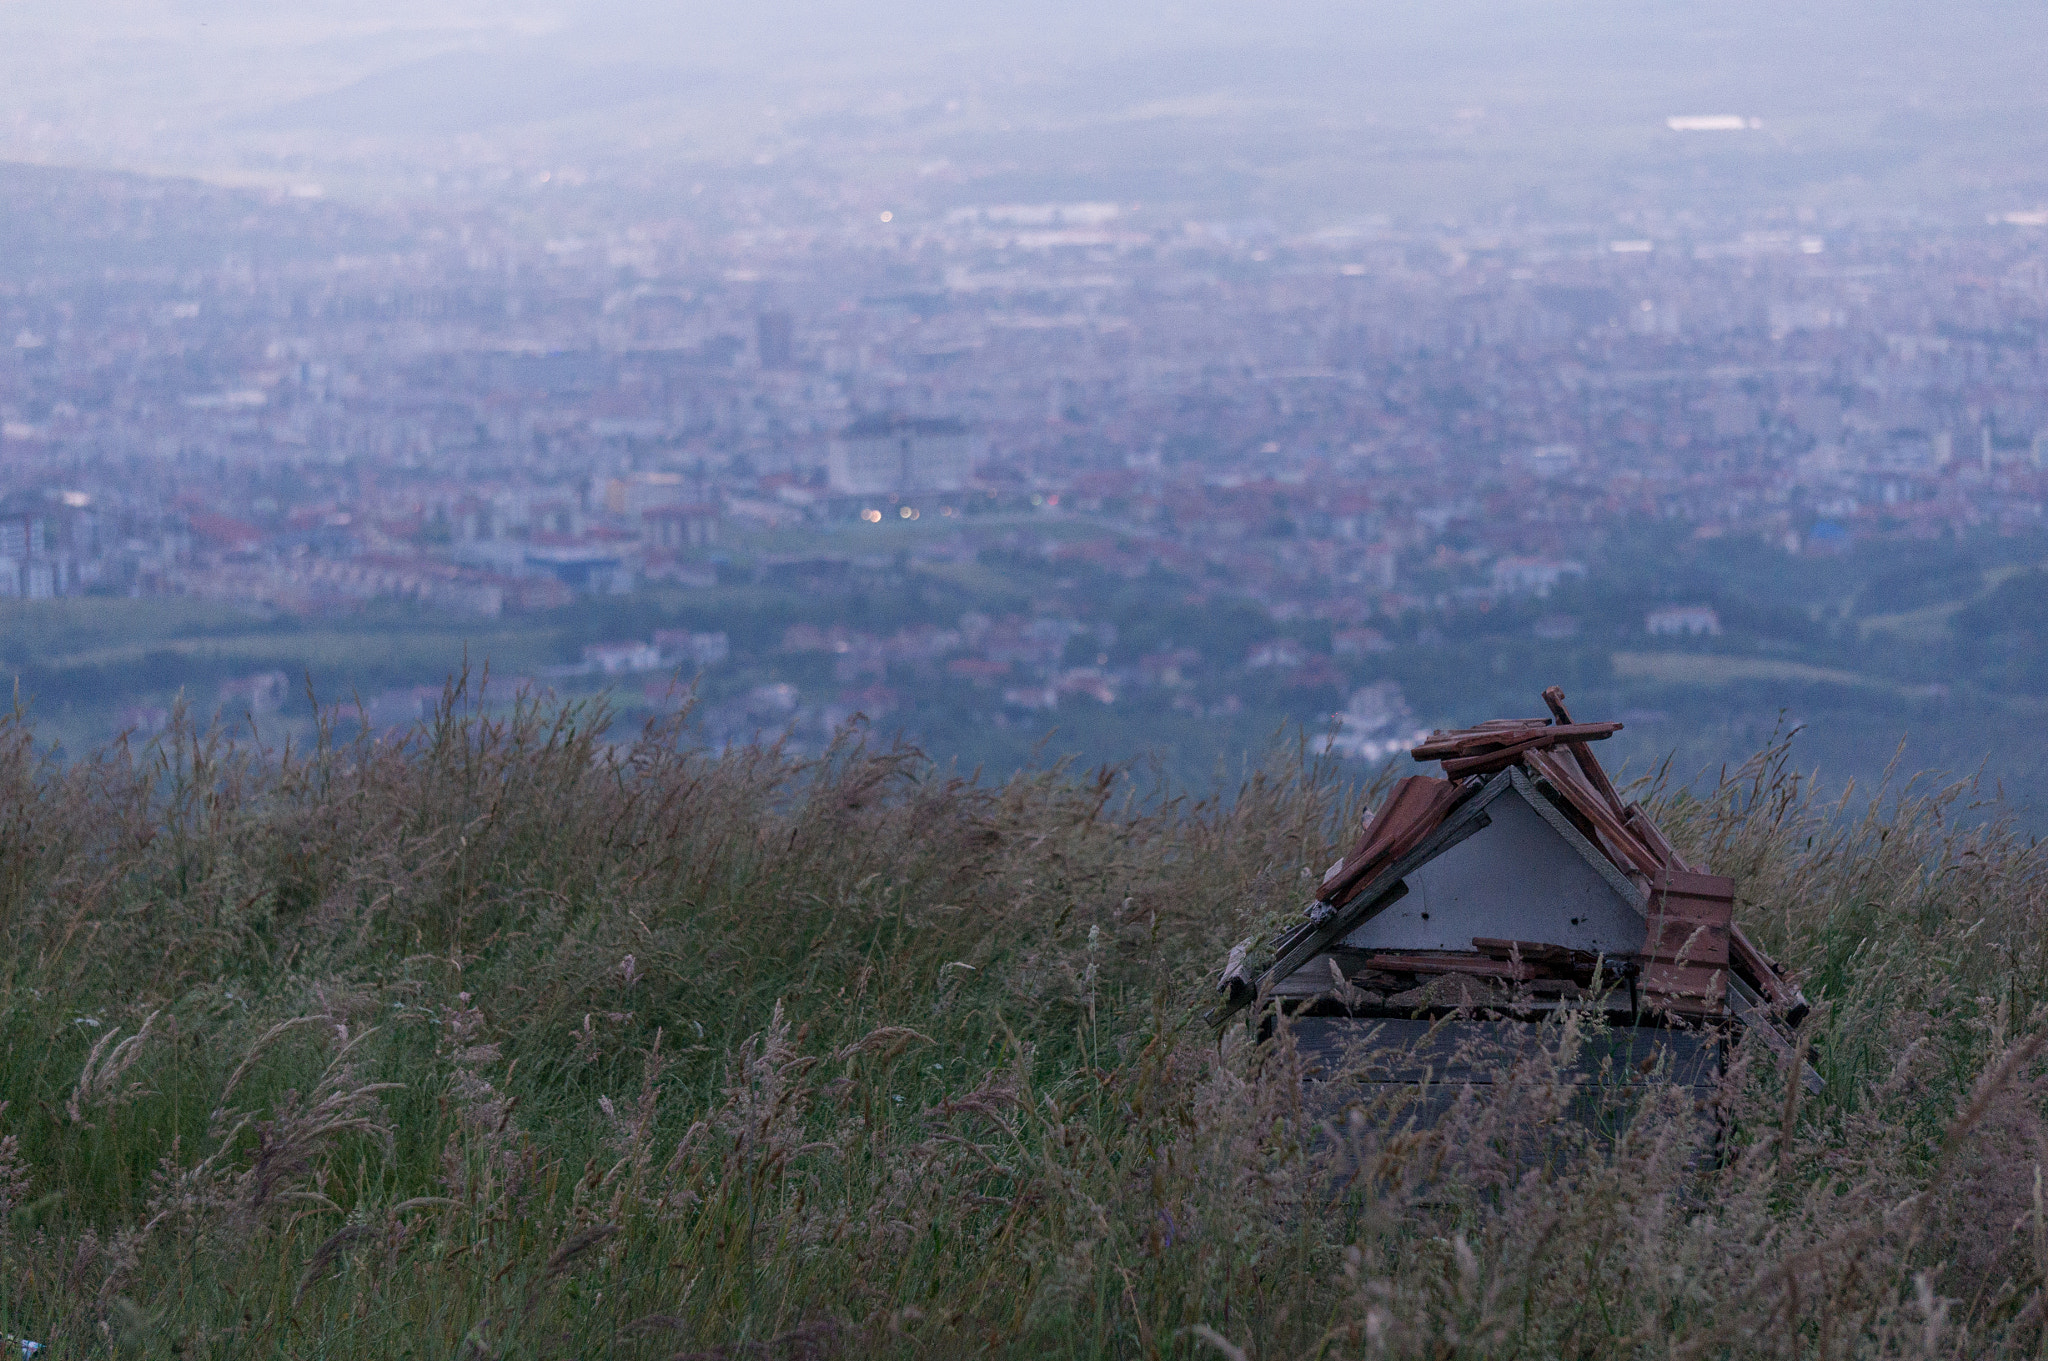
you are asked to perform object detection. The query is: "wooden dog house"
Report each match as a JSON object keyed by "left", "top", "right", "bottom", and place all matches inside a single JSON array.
[{"left": 1215, "top": 687, "right": 1817, "bottom": 1101}]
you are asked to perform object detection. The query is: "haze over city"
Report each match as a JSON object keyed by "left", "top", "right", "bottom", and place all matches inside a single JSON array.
[{"left": 5, "top": 0, "right": 2048, "bottom": 812}]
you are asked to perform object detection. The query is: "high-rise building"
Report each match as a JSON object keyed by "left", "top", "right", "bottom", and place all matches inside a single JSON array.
[{"left": 827, "top": 414, "right": 975, "bottom": 496}]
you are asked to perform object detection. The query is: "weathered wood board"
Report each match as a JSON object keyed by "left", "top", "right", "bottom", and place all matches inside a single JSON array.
[
  {"left": 1285, "top": 1015, "right": 1724, "bottom": 1139},
  {"left": 1336, "top": 771, "right": 1646, "bottom": 959}
]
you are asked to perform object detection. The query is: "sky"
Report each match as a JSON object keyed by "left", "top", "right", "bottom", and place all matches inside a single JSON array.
[{"left": 3, "top": 1, "right": 2045, "bottom": 219}]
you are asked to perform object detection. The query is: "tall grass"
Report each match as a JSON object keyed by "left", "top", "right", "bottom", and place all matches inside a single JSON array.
[{"left": 0, "top": 686, "right": 2040, "bottom": 1357}]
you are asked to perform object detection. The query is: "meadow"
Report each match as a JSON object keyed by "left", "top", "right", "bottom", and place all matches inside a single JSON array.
[{"left": 0, "top": 685, "right": 2041, "bottom": 1357}]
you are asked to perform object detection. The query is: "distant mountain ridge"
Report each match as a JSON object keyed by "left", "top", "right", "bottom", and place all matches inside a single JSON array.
[{"left": 251, "top": 50, "right": 703, "bottom": 137}]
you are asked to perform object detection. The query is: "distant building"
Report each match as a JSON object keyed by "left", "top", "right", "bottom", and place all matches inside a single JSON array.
[
  {"left": 0, "top": 516, "right": 44, "bottom": 560},
  {"left": 1801, "top": 522, "right": 1851, "bottom": 556},
  {"left": 604, "top": 472, "right": 689, "bottom": 518},
  {"left": 1246, "top": 639, "right": 1307, "bottom": 669},
  {"left": 654, "top": 630, "right": 730, "bottom": 667},
  {"left": 827, "top": 414, "right": 974, "bottom": 496},
  {"left": 363, "top": 686, "right": 441, "bottom": 729},
  {"left": 1323, "top": 681, "right": 1429, "bottom": 763},
  {"left": 748, "top": 682, "right": 799, "bottom": 716},
  {"left": 524, "top": 544, "right": 628, "bottom": 594},
  {"left": 757, "top": 311, "right": 794, "bottom": 370},
  {"left": 641, "top": 504, "right": 720, "bottom": 550},
  {"left": 1001, "top": 684, "right": 1060, "bottom": 710},
  {"left": 1332, "top": 626, "right": 1394, "bottom": 657},
  {"left": 219, "top": 670, "right": 289, "bottom": 715},
  {"left": 1645, "top": 605, "right": 1723, "bottom": 637},
  {"left": 582, "top": 641, "right": 662, "bottom": 675},
  {"left": 1491, "top": 556, "right": 1585, "bottom": 598},
  {"left": 1518, "top": 444, "right": 1581, "bottom": 479}
]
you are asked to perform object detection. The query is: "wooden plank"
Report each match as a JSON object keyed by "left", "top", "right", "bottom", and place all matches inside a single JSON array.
[
  {"left": 1219, "top": 938, "right": 1255, "bottom": 1005},
  {"left": 1729, "top": 923, "right": 1807, "bottom": 1017},
  {"left": 1624, "top": 806, "right": 1690, "bottom": 871},
  {"left": 1412, "top": 721, "right": 1621, "bottom": 761},
  {"left": 1532, "top": 686, "right": 1693, "bottom": 885},
  {"left": 1660, "top": 869, "right": 1736, "bottom": 900},
  {"left": 1410, "top": 730, "right": 1547, "bottom": 761},
  {"left": 1539, "top": 752, "right": 1664, "bottom": 875},
  {"left": 1438, "top": 738, "right": 1553, "bottom": 778},
  {"left": 1548, "top": 793, "right": 1606, "bottom": 847},
  {"left": 1355, "top": 952, "right": 1537, "bottom": 982},
  {"left": 1434, "top": 726, "right": 1624, "bottom": 779},
  {"left": 1643, "top": 872, "right": 1733, "bottom": 966},
  {"left": 1541, "top": 686, "right": 1636, "bottom": 824},
  {"left": 1470, "top": 938, "right": 1635, "bottom": 987},
  {"left": 1641, "top": 869, "right": 1733, "bottom": 1014},
  {"left": 1471, "top": 937, "right": 1580, "bottom": 967},
  {"left": 1728, "top": 974, "right": 1824, "bottom": 1094},
  {"left": 1317, "top": 775, "right": 1469, "bottom": 912},
  {"left": 1643, "top": 917, "right": 1731, "bottom": 964},
  {"left": 1638, "top": 962, "right": 1727, "bottom": 1011},
  {"left": 1523, "top": 748, "right": 1665, "bottom": 877}
]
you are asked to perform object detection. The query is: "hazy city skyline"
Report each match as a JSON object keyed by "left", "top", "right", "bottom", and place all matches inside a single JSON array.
[{"left": 4, "top": 1, "right": 2048, "bottom": 820}]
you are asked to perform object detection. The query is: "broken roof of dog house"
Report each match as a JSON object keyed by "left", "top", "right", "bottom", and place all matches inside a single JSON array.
[{"left": 1215, "top": 686, "right": 1818, "bottom": 1087}]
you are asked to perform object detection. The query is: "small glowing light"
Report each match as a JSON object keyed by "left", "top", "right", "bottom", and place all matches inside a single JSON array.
[
  {"left": 1046, "top": 494, "right": 1059, "bottom": 506},
  {"left": 862, "top": 508, "right": 883, "bottom": 523},
  {"left": 940, "top": 506, "right": 956, "bottom": 517},
  {"left": 898, "top": 505, "right": 918, "bottom": 519},
  {"left": 879, "top": 210, "right": 893, "bottom": 223},
  {"left": 59, "top": 490, "right": 90, "bottom": 508}
]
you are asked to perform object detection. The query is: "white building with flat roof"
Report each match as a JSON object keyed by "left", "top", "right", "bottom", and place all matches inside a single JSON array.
[{"left": 827, "top": 414, "right": 974, "bottom": 496}]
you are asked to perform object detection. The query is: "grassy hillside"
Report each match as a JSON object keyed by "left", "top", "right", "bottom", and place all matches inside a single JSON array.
[{"left": 0, "top": 688, "right": 2042, "bottom": 1357}]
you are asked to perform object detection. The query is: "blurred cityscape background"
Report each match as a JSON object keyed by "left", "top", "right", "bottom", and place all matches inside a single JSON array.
[{"left": 3, "top": 0, "right": 2047, "bottom": 816}]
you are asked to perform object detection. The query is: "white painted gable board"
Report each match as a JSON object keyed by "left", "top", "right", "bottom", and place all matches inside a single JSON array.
[{"left": 1338, "top": 777, "right": 1647, "bottom": 955}]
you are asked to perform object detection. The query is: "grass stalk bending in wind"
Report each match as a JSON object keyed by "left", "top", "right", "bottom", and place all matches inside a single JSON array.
[{"left": 0, "top": 682, "right": 2042, "bottom": 1358}]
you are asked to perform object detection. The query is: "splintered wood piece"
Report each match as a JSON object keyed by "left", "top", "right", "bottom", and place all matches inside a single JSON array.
[
  {"left": 1548, "top": 785, "right": 1608, "bottom": 846},
  {"left": 1471, "top": 937, "right": 1578, "bottom": 966},
  {"left": 1217, "top": 938, "right": 1255, "bottom": 1002},
  {"left": 1412, "top": 721, "right": 1621, "bottom": 761},
  {"left": 1424, "top": 720, "right": 1547, "bottom": 737},
  {"left": 1356, "top": 952, "right": 1536, "bottom": 982},
  {"left": 1321, "top": 775, "right": 1470, "bottom": 910},
  {"left": 1625, "top": 806, "right": 1691, "bottom": 872},
  {"left": 1729, "top": 923, "right": 1806, "bottom": 1014},
  {"left": 1539, "top": 686, "right": 1572, "bottom": 724},
  {"left": 1523, "top": 748, "right": 1666, "bottom": 877},
  {"left": 1643, "top": 913, "right": 1732, "bottom": 966},
  {"left": 1411, "top": 728, "right": 1545, "bottom": 761},
  {"left": 1640, "top": 870, "right": 1734, "bottom": 1013},
  {"left": 1470, "top": 939, "right": 1634, "bottom": 986},
  {"left": 1433, "top": 724, "right": 1626, "bottom": 777},
  {"left": 1528, "top": 747, "right": 1648, "bottom": 859},
  {"left": 1638, "top": 963, "right": 1727, "bottom": 1013},
  {"left": 1542, "top": 686, "right": 1635, "bottom": 823},
  {"left": 1437, "top": 738, "right": 1551, "bottom": 778}
]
